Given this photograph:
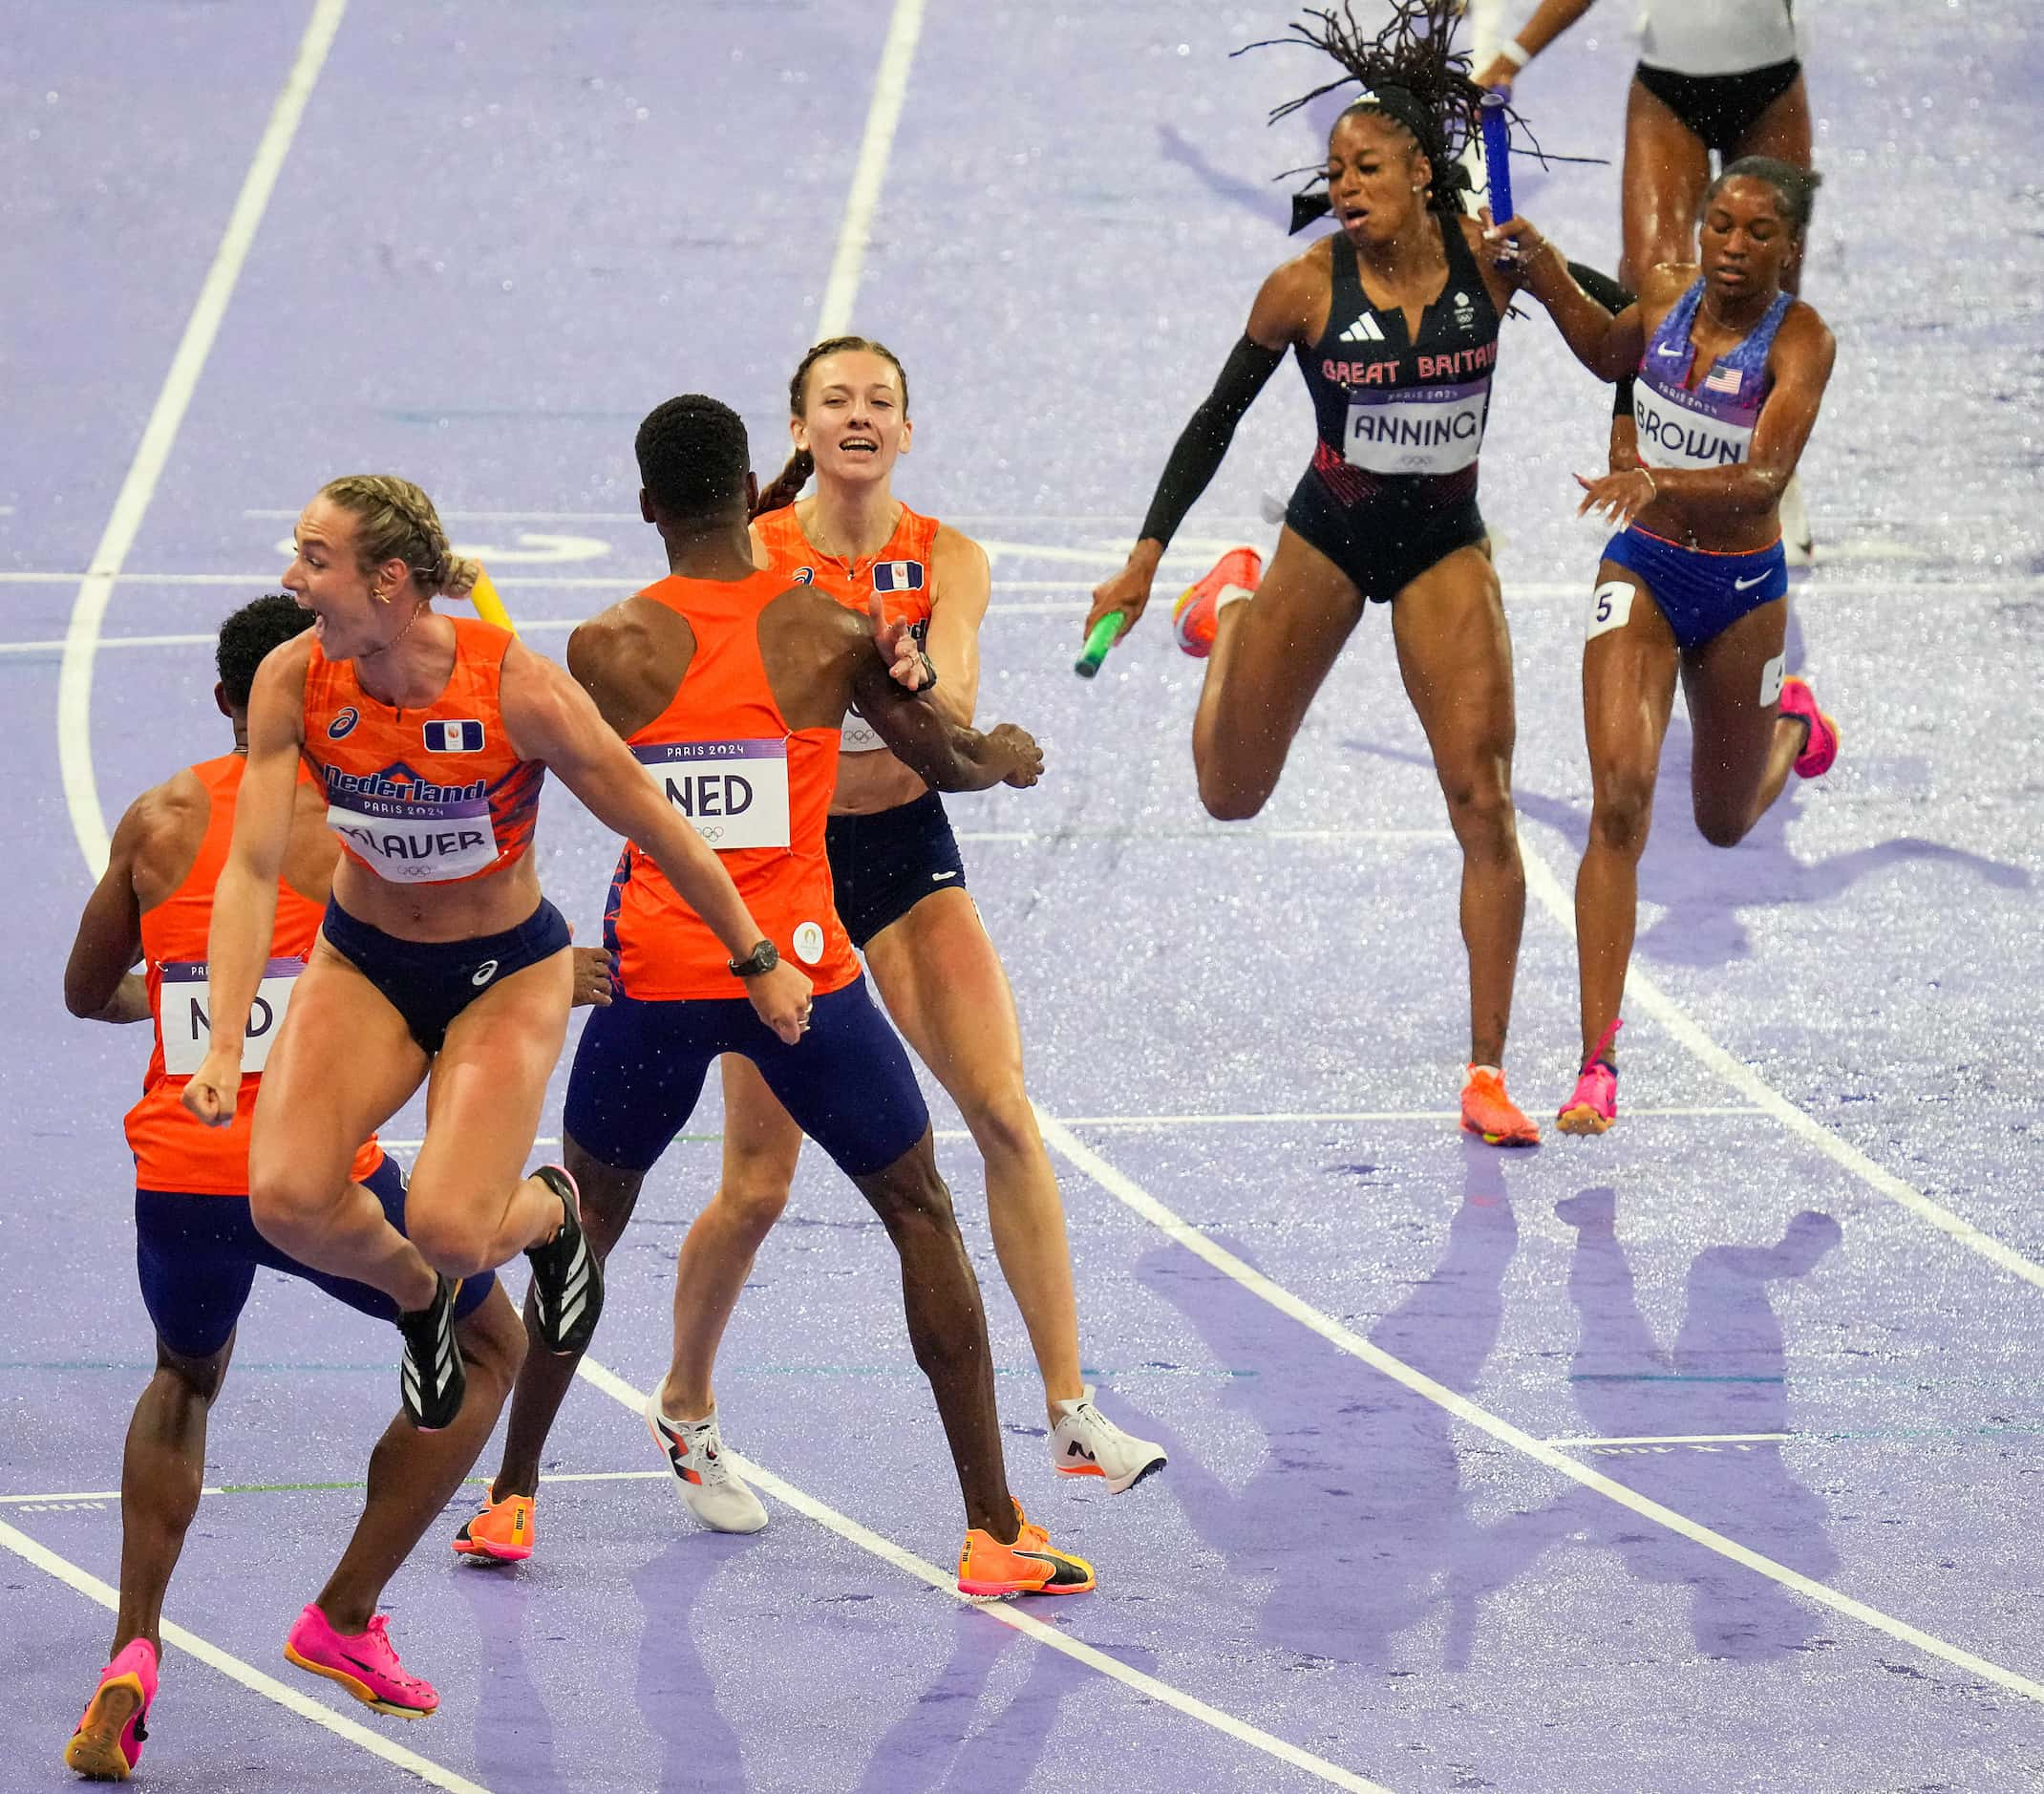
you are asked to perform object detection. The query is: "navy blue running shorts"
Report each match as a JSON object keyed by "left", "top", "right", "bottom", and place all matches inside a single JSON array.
[
  {"left": 824, "top": 791, "right": 969, "bottom": 950},
  {"left": 564, "top": 974, "right": 928, "bottom": 1178},
  {"left": 1600, "top": 526, "right": 1787, "bottom": 652},
  {"left": 135, "top": 1156, "right": 496, "bottom": 1360},
  {"left": 322, "top": 894, "right": 572, "bottom": 1056}
]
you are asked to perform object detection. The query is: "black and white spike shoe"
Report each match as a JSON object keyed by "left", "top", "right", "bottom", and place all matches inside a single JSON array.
[
  {"left": 526, "top": 1165, "right": 604, "bottom": 1356},
  {"left": 397, "top": 1273, "right": 466, "bottom": 1431}
]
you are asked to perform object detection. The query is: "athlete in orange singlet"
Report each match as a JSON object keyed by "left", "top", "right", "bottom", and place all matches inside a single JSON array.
[
  {"left": 60, "top": 598, "right": 528, "bottom": 1762},
  {"left": 458, "top": 395, "right": 1093, "bottom": 1596},
  {"left": 718, "top": 337, "right": 1162, "bottom": 1489},
  {"left": 181, "top": 477, "right": 813, "bottom": 1442}
]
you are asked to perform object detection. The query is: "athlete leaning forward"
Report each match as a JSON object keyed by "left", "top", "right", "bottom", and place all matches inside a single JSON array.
[
  {"left": 452, "top": 396, "right": 1095, "bottom": 1598},
  {"left": 1087, "top": 0, "right": 1610, "bottom": 1146},
  {"left": 181, "top": 478, "right": 812, "bottom": 1441},
  {"left": 1490, "top": 157, "right": 1839, "bottom": 1133},
  {"left": 59, "top": 597, "right": 536, "bottom": 1765}
]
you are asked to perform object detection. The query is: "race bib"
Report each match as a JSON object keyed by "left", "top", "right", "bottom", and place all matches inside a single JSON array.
[
  {"left": 635, "top": 738, "right": 791, "bottom": 850},
  {"left": 328, "top": 795, "right": 500, "bottom": 883},
  {"left": 1343, "top": 377, "right": 1488, "bottom": 475},
  {"left": 159, "top": 957, "right": 302, "bottom": 1075},
  {"left": 1633, "top": 382, "right": 1754, "bottom": 471}
]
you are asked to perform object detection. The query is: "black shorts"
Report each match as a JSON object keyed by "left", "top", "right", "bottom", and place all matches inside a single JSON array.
[
  {"left": 136, "top": 1157, "right": 497, "bottom": 1360},
  {"left": 1284, "top": 464, "right": 1488, "bottom": 606},
  {"left": 823, "top": 790, "right": 968, "bottom": 950},
  {"left": 1634, "top": 59, "right": 1802, "bottom": 158},
  {"left": 322, "top": 894, "right": 571, "bottom": 1056}
]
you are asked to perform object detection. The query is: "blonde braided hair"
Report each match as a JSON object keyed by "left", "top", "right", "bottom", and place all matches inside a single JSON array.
[{"left": 317, "top": 475, "right": 480, "bottom": 601}]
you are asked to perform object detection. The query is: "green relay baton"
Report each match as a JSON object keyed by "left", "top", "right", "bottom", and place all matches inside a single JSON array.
[{"left": 1073, "top": 610, "right": 1124, "bottom": 679}]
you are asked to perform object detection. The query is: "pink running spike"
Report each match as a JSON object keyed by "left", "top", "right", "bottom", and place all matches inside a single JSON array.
[
  {"left": 64, "top": 1637, "right": 159, "bottom": 1779},
  {"left": 1777, "top": 676, "right": 1840, "bottom": 779},
  {"left": 1172, "top": 546, "right": 1262, "bottom": 657},
  {"left": 284, "top": 1604, "right": 438, "bottom": 1719},
  {"left": 1558, "top": 1017, "right": 1622, "bottom": 1136}
]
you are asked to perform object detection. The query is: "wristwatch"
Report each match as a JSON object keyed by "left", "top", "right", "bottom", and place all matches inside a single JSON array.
[
  {"left": 912, "top": 649, "right": 938, "bottom": 694},
  {"left": 728, "top": 939, "right": 779, "bottom": 978}
]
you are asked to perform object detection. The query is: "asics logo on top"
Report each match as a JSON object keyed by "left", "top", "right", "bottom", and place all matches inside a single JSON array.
[
  {"left": 470, "top": 959, "right": 500, "bottom": 987},
  {"left": 423, "top": 718, "right": 485, "bottom": 753},
  {"left": 791, "top": 566, "right": 816, "bottom": 586},
  {"left": 1338, "top": 312, "right": 1387, "bottom": 345},
  {"left": 328, "top": 707, "right": 360, "bottom": 739}
]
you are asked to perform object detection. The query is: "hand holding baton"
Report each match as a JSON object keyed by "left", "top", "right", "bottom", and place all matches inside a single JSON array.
[{"left": 1073, "top": 610, "right": 1124, "bottom": 679}]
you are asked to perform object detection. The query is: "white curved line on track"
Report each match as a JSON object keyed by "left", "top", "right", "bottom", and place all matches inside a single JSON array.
[
  {"left": 57, "top": 0, "right": 349, "bottom": 878},
  {"left": 0, "top": 1516, "right": 487, "bottom": 1789},
  {"left": 1510, "top": 837, "right": 2044, "bottom": 1292},
  {"left": 1033, "top": 1108, "right": 2044, "bottom": 1704},
  {"left": 570, "top": 1356, "right": 1390, "bottom": 1793}
]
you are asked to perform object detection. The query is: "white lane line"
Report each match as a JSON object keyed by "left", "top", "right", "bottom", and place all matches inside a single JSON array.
[
  {"left": 371, "top": 1108, "right": 1759, "bottom": 1153},
  {"left": 1056, "top": 1106, "right": 1761, "bottom": 1126},
  {"left": 1546, "top": 1434, "right": 1793, "bottom": 1447},
  {"left": 0, "top": 1468, "right": 670, "bottom": 1507},
  {"left": 1033, "top": 1107, "right": 2044, "bottom": 1704},
  {"left": 1513, "top": 837, "right": 2044, "bottom": 1292},
  {"left": 955, "top": 826, "right": 1453, "bottom": 844},
  {"left": 570, "top": 1356, "right": 1388, "bottom": 1792},
  {"left": 815, "top": 0, "right": 926, "bottom": 336},
  {"left": 57, "top": 0, "right": 349, "bottom": 878},
  {"left": 0, "top": 1516, "right": 489, "bottom": 1792}
]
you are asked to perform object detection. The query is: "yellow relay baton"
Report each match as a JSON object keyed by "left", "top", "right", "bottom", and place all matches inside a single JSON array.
[{"left": 469, "top": 564, "right": 518, "bottom": 634}]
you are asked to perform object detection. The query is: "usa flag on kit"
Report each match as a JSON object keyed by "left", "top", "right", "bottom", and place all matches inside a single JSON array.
[
  {"left": 871, "top": 561, "right": 925, "bottom": 593},
  {"left": 423, "top": 719, "right": 485, "bottom": 753}
]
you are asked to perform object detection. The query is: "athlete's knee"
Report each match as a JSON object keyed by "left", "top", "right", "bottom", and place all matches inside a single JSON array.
[
  {"left": 154, "top": 1338, "right": 228, "bottom": 1405},
  {"left": 562, "top": 1139, "right": 644, "bottom": 1259},
  {"left": 403, "top": 1198, "right": 498, "bottom": 1281},
  {"left": 1196, "top": 763, "right": 1274, "bottom": 822},
  {"left": 246, "top": 1164, "right": 340, "bottom": 1246},
  {"left": 708, "top": 1162, "right": 793, "bottom": 1244},
  {"left": 859, "top": 1149, "right": 962, "bottom": 1241},
  {"left": 1590, "top": 766, "right": 1657, "bottom": 856},
  {"left": 1440, "top": 763, "right": 1517, "bottom": 856},
  {"left": 1693, "top": 802, "right": 1755, "bottom": 850},
  {"left": 964, "top": 1086, "right": 1042, "bottom": 1168}
]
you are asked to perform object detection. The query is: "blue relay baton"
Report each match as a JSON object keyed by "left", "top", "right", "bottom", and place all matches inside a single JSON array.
[{"left": 1480, "top": 90, "right": 1513, "bottom": 239}]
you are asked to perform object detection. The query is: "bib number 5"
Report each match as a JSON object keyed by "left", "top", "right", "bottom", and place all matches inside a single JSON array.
[{"left": 1586, "top": 579, "right": 1636, "bottom": 642}]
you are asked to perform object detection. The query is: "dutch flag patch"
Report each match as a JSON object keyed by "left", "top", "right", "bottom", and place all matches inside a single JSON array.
[
  {"left": 423, "top": 718, "right": 485, "bottom": 753},
  {"left": 870, "top": 561, "right": 925, "bottom": 594}
]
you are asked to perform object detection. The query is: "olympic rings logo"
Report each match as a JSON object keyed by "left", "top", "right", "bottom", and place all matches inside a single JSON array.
[{"left": 698, "top": 825, "right": 725, "bottom": 843}]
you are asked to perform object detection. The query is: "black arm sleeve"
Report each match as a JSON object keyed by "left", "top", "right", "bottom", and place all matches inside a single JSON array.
[
  {"left": 1566, "top": 261, "right": 1637, "bottom": 419},
  {"left": 1137, "top": 335, "right": 1288, "bottom": 548}
]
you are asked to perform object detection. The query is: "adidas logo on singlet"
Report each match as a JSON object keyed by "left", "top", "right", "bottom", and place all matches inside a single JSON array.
[{"left": 1338, "top": 313, "right": 1387, "bottom": 344}]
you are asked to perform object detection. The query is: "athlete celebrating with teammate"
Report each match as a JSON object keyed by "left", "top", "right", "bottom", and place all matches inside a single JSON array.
[
  {"left": 457, "top": 395, "right": 1094, "bottom": 1597},
  {"left": 181, "top": 476, "right": 811, "bottom": 1433},
  {"left": 60, "top": 597, "right": 527, "bottom": 1770},
  {"left": 1491, "top": 159, "right": 1839, "bottom": 1132},
  {"left": 731, "top": 337, "right": 1162, "bottom": 1494}
]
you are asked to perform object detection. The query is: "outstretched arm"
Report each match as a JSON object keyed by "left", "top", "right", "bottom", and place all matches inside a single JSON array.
[
  {"left": 1473, "top": 0, "right": 1600, "bottom": 90},
  {"left": 509, "top": 638, "right": 812, "bottom": 1040},
  {"left": 65, "top": 797, "right": 151, "bottom": 1023},
  {"left": 1501, "top": 225, "right": 1650, "bottom": 380},
  {"left": 841, "top": 609, "right": 1042, "bottom": 794},
  {"left": 1085, "top": 256, "right": 1314, "bottom": 642}
]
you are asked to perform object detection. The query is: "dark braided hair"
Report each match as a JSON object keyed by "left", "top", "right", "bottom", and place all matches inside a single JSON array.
[
  {"left": 216, "top": 593, "right": 313, "bottom": 708},
  {"left": 636, "top": 395, "right": 753, "bottom": 521},
  {"left": 1707, "top": 156, "right": 1821, "bottom": 236},
  {"left": 751, "top": 334, "right": 911, "bottom": 520},
  {"left": 1247, "top": 0, "right": 1499, "bottom": 217}
]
